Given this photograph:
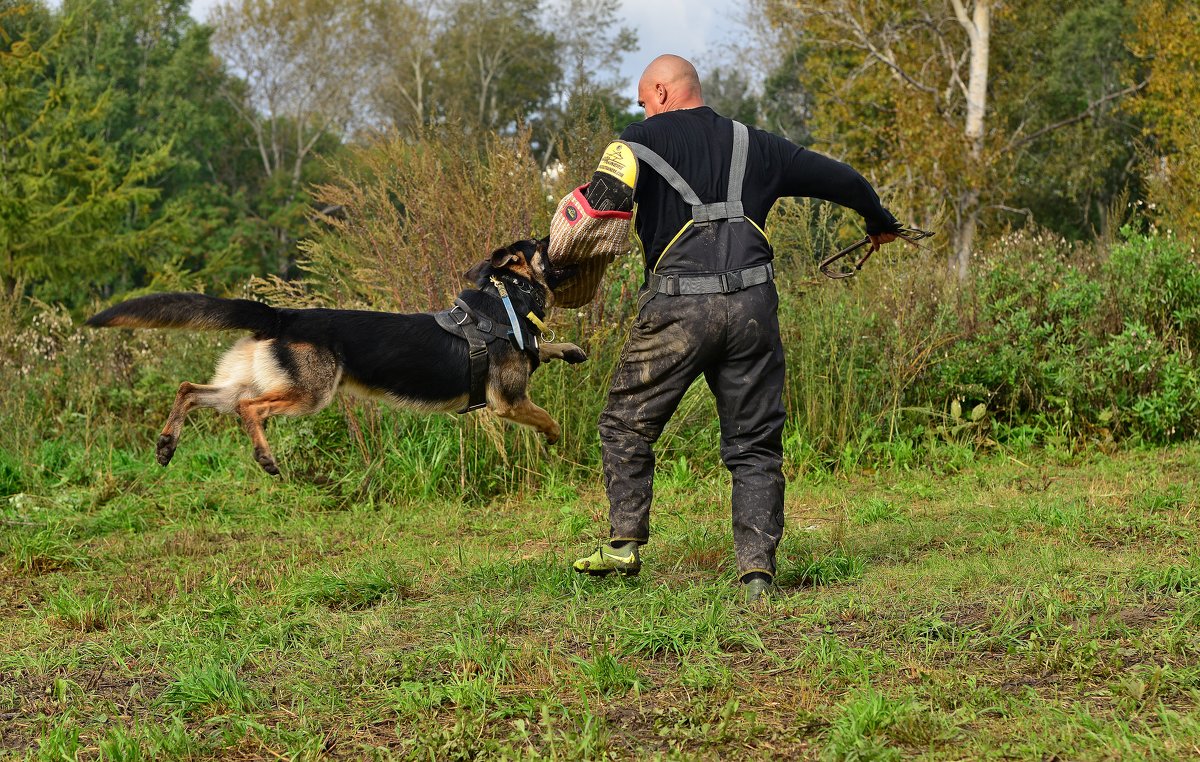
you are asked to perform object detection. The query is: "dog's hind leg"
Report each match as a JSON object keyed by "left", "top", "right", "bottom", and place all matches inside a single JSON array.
[
  {"left": 158, "top": 382, "right": 230, "bottom": 466},
  {"left": 234, "top": 391, "right": 320, "bottom": 476}
]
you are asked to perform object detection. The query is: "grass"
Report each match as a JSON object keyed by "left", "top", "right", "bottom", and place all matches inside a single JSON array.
[{"left": 1, "top": 439, "right": 1199, "bottom": 760}]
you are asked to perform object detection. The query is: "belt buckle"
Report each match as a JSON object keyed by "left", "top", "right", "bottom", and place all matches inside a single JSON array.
[{"left": 721, "top": 270, "right": 744, "bottom": 293}]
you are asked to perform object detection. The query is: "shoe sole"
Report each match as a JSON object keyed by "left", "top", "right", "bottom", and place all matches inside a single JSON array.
[{"left": 575, "top": 566, "right": 640, "bottom": 577}]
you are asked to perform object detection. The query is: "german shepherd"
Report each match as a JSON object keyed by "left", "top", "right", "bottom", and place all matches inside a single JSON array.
[{"left": 85, "top": 239, "right": 586, "bottom": 476}]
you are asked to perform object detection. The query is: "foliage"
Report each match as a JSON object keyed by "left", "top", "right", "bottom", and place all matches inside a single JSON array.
[
  {"left": 0, "top": 0, "right": 305, "bottom": 305},
  {"left": 1125, "top": 0, "right": 1200, "bottom": 244},
  {"left": 227, "top": 0, "right": 636, "bottom": 163},
  {"left": 935, "top": 229, "right": 1200, "bottom": 443},
  {"left": 295, "top": 125, "right": 553, "bottom": 312},
  {"left": 432, "top": 0, "right": 560, "bottom": 134},
  {"left": 750, "top": 0, "right": 1150, "bottom": 278},
  {"left": 996, "top": 0, "right": 1143, "bottom": 238},
  {"left": 0, "top": 2, "right": 176, "bottom": 304}
]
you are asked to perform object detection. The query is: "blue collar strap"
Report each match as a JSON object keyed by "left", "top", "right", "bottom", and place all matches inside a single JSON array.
[{"left": 490, "top": 276, "right": 525, "bottom": 351}]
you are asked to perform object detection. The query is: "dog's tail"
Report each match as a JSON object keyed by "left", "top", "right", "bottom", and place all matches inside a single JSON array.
[{"left": 86, "top": 293, "right": 279, "bottom": 334}]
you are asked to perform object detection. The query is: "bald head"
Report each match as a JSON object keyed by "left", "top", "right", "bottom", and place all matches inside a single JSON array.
[{"left": 637, "top": 55, "right": 704, "bottom": 117}]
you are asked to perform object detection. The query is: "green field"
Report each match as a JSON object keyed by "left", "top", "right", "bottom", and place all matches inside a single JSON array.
[
  {"left": 2, "top": 428, "right": 1198, "bottom": 760},
  {"left": 5, "top": 0, "right": 1200, "bottom": 758}
]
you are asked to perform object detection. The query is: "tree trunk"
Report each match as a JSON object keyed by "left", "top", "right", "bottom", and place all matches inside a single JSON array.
[
  {"left": 954, "top": 189, "right": 979, "bottom": 282},
  {"left": 950, "top": 0, "right": 990, "bottom": 284}
]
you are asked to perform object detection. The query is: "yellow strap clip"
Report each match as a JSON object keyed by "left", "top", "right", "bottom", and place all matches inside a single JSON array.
[{"left": 526, "top": 311, "right": 554, "bottom": 342}]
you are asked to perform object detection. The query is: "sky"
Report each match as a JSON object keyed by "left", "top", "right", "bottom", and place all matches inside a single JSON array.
[{"left": 186, "top": 0, "right": 749, "bottom": 98}]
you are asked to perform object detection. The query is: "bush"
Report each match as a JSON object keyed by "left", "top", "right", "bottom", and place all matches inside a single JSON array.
[
  {"left": 4, "top": 119, "right": 1198, "bottom": 501},
  {"left": 928, "top": 229, "right": 1200, "bottom": 444}
]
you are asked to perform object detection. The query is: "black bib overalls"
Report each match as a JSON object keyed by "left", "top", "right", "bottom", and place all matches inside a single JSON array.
[{"left": 598, "top": 121, "right": 787, "bottom": 579}]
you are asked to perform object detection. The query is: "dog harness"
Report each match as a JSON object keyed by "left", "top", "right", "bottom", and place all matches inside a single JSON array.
[
  {"left": 624, "top": 121, "right": 776, "bottom": 309},
  {"left": 433, "top": 279, "right": 544, "bottom": 414}
]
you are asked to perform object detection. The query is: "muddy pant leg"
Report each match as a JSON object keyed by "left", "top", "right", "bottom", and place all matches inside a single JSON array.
[
  {"left": 704, "top": 284, "right": 787, "bottom": 577},
  {"left": 599, "top": 294, "right": 714, "bottom": 543}
]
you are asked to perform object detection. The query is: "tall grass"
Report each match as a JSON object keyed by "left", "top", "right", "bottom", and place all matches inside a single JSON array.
[{"left": 3, "top": 121, "right": 1198, "bottom": 504}]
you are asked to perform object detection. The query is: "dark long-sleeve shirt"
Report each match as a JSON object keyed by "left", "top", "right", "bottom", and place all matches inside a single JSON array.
[{"left": 620, "top": 106, "right": 898, "bottom": 267}]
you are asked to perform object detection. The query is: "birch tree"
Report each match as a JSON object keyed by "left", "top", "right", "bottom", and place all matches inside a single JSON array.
[
  {"left": 950, "top": 0, "right": 988, "bottom": 282},
  {"left": 209, "top": 0, "right": 367, "bottom": 274},
  {"left": 432, "top": 0, "right": 558, "bottom": 132},
  {"left": 755, "top": 0, "right": 1146, "bottom": 283},
  {"left": 360, "top": 0, "right": 440, "bottom": 131}
]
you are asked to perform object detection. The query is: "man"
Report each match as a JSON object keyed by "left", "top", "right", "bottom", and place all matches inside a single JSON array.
[{"left": 572, "top": 55, "right": 899, "bottom": 602}]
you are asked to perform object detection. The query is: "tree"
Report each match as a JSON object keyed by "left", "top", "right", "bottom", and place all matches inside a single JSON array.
[
  {"left": 1126, "top": 0, "right": 1200, "bottom": 244},
  {"left": 356, "top": 0, "right": 634, "bottom": 163},
  {"left": 989, "top": 2, "right": 1142, "bottom": 238},
  {"left": 0, "top": 2, "right": 176, "bottom": 303},
  {"left": 754, "top": 0, "right": 1147, "bottom": 282},
  {"left": 753, "top": 0, "right": 991, "bottom": 281},
  {"left": 209, "top": 0, "right": 359, "bottom": 275},
  {"left": 758, "top": 45, "right": 814, "bottom": 144},
  {"left": 359, "top": 0, "right": 439, "bottom": 131},
  {"left": 56, "top": 0, "right": 277, "bottom": 287},
  {"left": 432, "top": 0, "right": 559, "bottom": 133},
  {"left": 702, "top": 67, "right": 762, "bottom": 127},
  {"left": 533, "top": 0, "right": 636, "bottom": 166}
]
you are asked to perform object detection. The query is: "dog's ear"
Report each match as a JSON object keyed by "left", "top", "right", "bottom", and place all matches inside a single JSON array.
[
  {"left": 537, "top": 236, "right": 550, "bottom": 252},
  {"left": 463, "top": 260, "right": 489, "bottom": 284},
  {"left": 490, "top": 246, "right": 524, "bottom": 270}
]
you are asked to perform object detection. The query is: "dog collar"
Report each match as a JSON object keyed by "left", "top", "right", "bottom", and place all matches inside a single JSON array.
[{"left": 489, "top": 276, "right": 526, "bottom": 351}]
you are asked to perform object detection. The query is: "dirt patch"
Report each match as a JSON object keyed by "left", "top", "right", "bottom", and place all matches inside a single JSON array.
[
  {"left": 0, "top": 574, "right": 42, "bottom": 614},
  {"left": 0, "top": 664, "right": 168, "bottom": 753}
]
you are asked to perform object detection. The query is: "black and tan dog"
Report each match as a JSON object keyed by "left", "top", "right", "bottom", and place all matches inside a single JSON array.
[{"left": 86, "top": 239, "right": 586, "bottom": 475}]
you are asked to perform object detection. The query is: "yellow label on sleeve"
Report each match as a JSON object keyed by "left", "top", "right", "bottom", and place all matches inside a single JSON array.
[{"left": 595, "top": 141, "right": 638, "bottom": 189}]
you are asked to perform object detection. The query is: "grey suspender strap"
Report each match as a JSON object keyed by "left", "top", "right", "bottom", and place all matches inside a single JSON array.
[
  {"left": 721, "top": 120, "right": 748, "bottom": 222},
  {"left": 624, "top": 142, "right": 702, "bottom": 205},
  {"left": 624, "top": 120, "right": 749, "bottom": 227}
]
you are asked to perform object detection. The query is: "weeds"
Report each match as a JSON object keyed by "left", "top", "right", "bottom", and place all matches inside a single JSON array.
[
  {"left": 823, "top": 688, "right": 914, "bottom": 761},
  {"left": 43, "top": 586, "right": 116, "bottom": 632},
  {"left": 571, "top": 649, "right": 644, "bottom": 697},
  {"left": 159, "top": 663, "right": 261, "bottom": 716},
  {"left": 2, "top": 525, "right": 87, "bottom": 573},
  {"left": 288, "top": 560, "right": 411, "bottom": 610},
  {"left": 780, "top": 552, "right": 866, "bottom": 587}
]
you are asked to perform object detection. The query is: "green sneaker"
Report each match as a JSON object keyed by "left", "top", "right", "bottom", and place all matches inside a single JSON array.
[
  {"left": 572, "top": 542, "right": 641, "bottom": 577},
  {"left": 742, "top": 575, "right": 776, "bottom": 604}
]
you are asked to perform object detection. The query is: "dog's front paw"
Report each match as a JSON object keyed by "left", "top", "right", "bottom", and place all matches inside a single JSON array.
[
  {"left": 254, "top": 449, "right": 281, "bottom": 476},
  {"left": 562, "top": 345, "right": 588, "bottom": 364}
]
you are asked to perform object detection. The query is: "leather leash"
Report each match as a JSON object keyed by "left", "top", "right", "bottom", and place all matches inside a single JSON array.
[{"left": 818, "top": 226, "right": 936, "bottom": 280}]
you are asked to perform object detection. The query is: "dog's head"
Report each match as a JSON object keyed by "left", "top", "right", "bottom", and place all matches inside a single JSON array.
[{"left": 464, "top": 238, "right": 575, "bottom": 306}]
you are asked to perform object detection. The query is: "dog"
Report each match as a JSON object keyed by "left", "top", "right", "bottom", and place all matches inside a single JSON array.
[{"left": 85, "top": 238, "right": 587, "bottom": 476}]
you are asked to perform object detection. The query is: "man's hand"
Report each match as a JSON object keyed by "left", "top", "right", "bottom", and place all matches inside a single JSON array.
[{"left": 868, "top": 232, "right": 898, "bottom": 253}]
